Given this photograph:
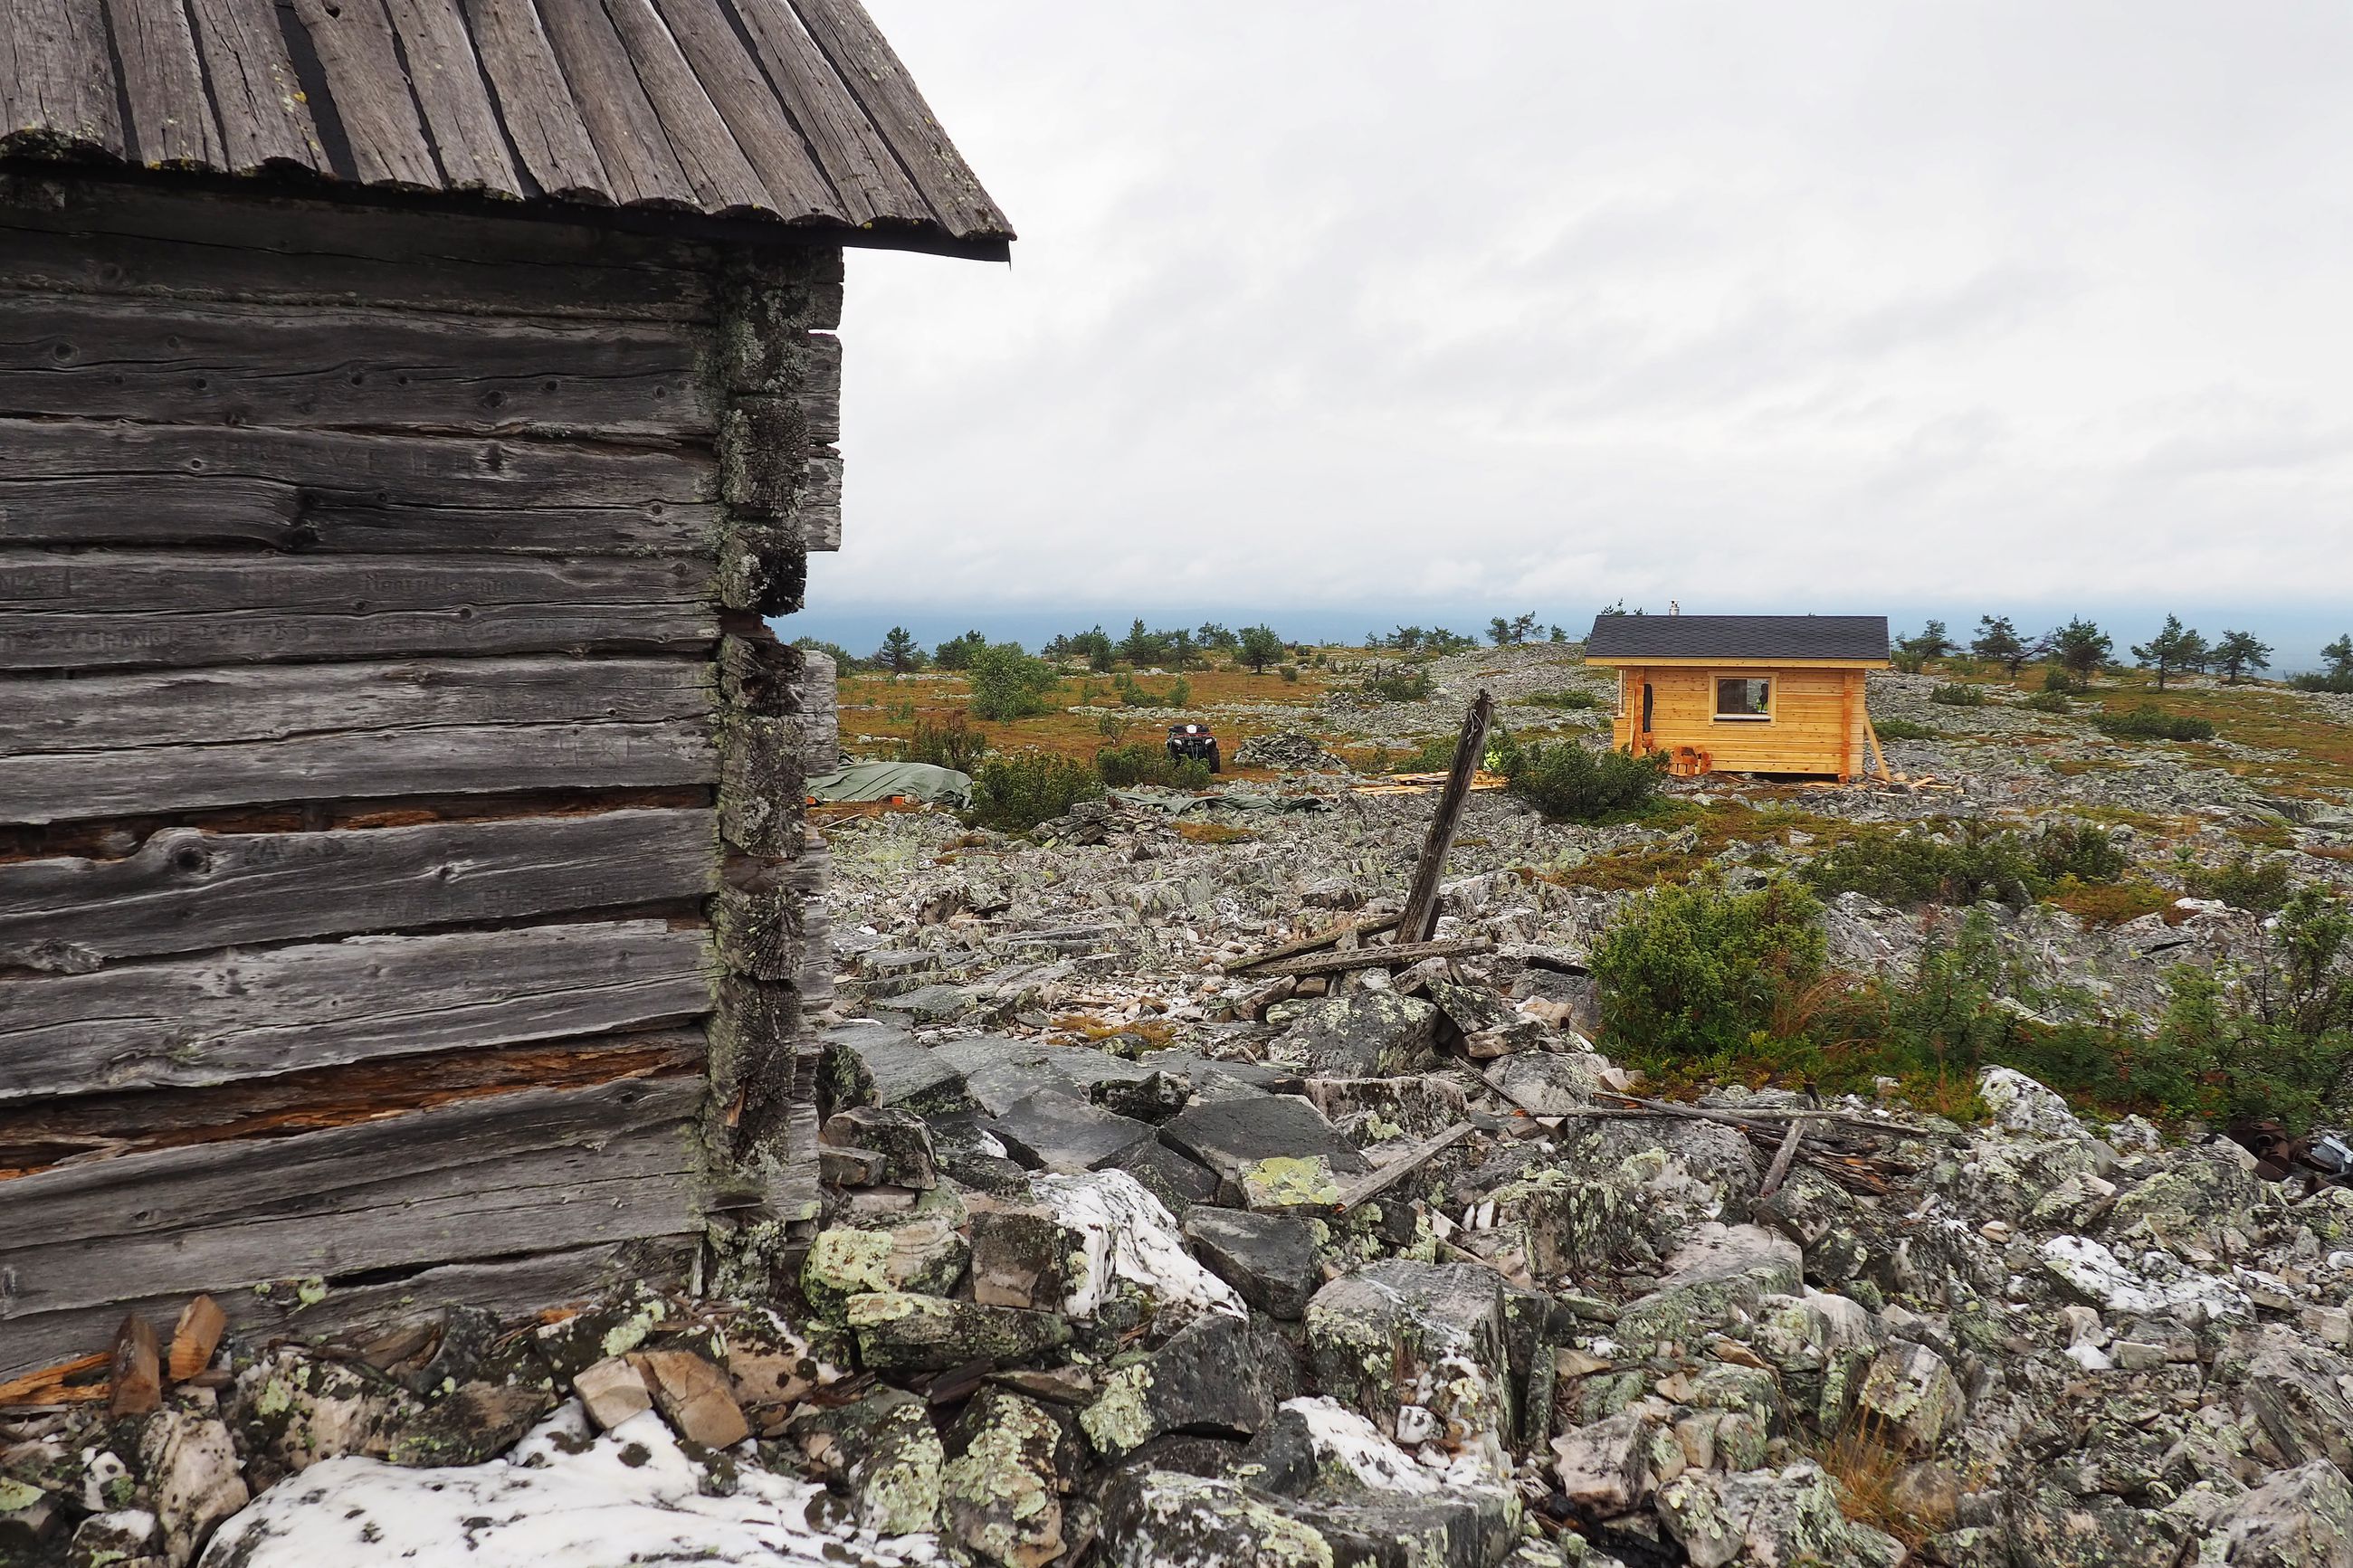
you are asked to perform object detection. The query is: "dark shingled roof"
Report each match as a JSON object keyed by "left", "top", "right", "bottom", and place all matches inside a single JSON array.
[
  {"left": 0, "top": 0, "right": 1010, "bottom": 257},
  {"left": 1584, "top": 614, "right": 1891, "bottom": 661}
]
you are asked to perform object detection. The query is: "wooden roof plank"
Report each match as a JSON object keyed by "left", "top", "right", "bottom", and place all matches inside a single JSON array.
[
  {"left": 531, "top": 0, "right": 699, "bottom": 207},
  {"left": 787, "top": 0, "right": 1007, "bottom": 239},
  {"left": 457, "top": 0, "right": 610, "bottom": 200},
  {"left": 102, "top": 0, "right": 227, "bottom": 166},
  {"left": 597, "top": 0, "right": 773, "bottom": 214},
  {"left": 717, "top": 0, "right": 912, "bottom": 227},
  {"left": 1, "top": 0, "right": 124, "bottom": 156},
  {"left": 288, "top": 0, "right": 443, "bottom": 188},
  {"left": 381, "top": 0, "right": 525, "bottom": 195},
  {"left": 184, "top": 0, "right": 325, "bottom": 172},
  {"left": 650, "top": 0, "right": 843, "bottom": 223}
]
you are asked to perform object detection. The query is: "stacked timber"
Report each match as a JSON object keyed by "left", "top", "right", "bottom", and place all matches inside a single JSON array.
[{"left": 0, "top": 179, "right": 842, "bottom": 1380}]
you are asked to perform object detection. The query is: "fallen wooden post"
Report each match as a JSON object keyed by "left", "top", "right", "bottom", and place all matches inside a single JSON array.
[
  {"left": 1333, "top": 1122, "right": 1477, "bottom": 1214},
  {"left": 1224, "top": 913, "right": 1404, "bottom": 974},
  {"left": 1247, "top": 936, "right": 1494, "bottom": 980},
  {"left": 1396, "top": 691, "right": 1496, "bottom": 944},
  {"left": 1758, "top": 1118, "right": 1806, "bottom": 1202}
]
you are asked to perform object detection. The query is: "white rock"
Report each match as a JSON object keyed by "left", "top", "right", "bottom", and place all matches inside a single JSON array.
[
  {"left": 2039, "top": 1235, "right": 2250, "bottom": 1323},
  {"left": 1282, "top": 1398, "right": 1439, "bottom": 1495},
  {"left": 1033, "top": 1170, "right": 1244, "bottom": 1323},
  {"left": 1979, "top": 1067, "right": 2086, "bottom": 1140},
  {"left": 202, "top": 1405, "right": 932, "bottom": 1568}
]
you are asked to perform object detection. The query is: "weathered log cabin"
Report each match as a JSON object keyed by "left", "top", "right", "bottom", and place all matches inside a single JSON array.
[
  {"left": 0, "top": 0, "right": 1006, "bottom": 1381},
  {"left": 1586, "top": 614, "right": 1891, "bottom": 781}
]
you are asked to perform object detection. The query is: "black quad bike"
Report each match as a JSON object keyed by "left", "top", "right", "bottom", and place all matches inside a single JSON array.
[{"left": 1165, "top": 722, "right": 1221, "bottom": 774}]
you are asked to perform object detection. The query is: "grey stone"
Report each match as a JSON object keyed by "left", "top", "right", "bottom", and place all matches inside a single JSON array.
[
  {"left": 783, "top": 1388, "right": 944, "bottom": 1536},
  {"left": 1305, "top": 1260, "right": 1510, "bottom": 1447},
  {"left": 1115, "top": 1139, "right": 1223, "bottom": 1218},
  {"left": 1182, "top": 1208, "right": 1318, "bottom": 1319},
  {"left": 1277, "top": 992, "right": 1441, "bottom": 1078},
  {"left": 138, "top": 1411, "right": 250, "bottom": 1567},
  {"left": 1098, "top": 1468, "right": 1517, "bottom": 1568},
  {"left": 1158, "top": 1094, "right": 1369, "bottom": 1204},
  {"left": 989, "top": 1089, "right": 1157, "bottom": 1174},
  {"left": 870, "top": 982, "right": 978, "bottom": 1023},
  {"left": 940, "top": 1390, "right": 1067, "bottom": 1568},
  {"left": 2201, "top": 1460, "right": 2353, "bottom": 1568},
  {"left": 1080, "top": 1314, "right": 1293, "bottom": 1458},
  {"left": 1484, "top": 1050, "right": 1608, "bottom": 1114},
  {"left": 822, "top": 1023, "right": 975, "bottom": 1118},
  {"left": 1614, "top": 1223, "right": 1803, "bottom": 1347},
  {"left": 820, "top": 1106, "right": 937, "bottom": 1189},
  {"left": 933, "top": 1035, "right": 1163, "bottom": 1118},
  {"left": 845, "top": 1293, "right": 1072, "bottom": 1373}
]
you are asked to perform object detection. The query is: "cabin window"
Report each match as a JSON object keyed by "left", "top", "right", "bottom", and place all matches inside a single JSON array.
[{"left": 1715, "top": 677, "right": 1771, "bottom": 720}]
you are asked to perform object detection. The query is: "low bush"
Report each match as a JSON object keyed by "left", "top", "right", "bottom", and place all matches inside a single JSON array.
[
  {"left": 1279, "top": 664, "right": 1301, "bottom": 683},
  {"left": 1361, "top": 662, "right": 1434, "bottom": 703},
  {"left": 1804, "top": 822, "right": 2040, "bottom": 908},
  {"left": 1113, "top": 672, "right": 1193, "bottom": 708},
  {"left": 2021, "top": 690, "right": 2072, "bottom": 713},
  {"left": 2032, "top": 820, "right": 2129, "bottom": 884},
  {"left": 2290, "top": 671, "right": 2353, "bottom": 694},
  {"left": 1094, "top": 743, "right": 1211, "bottom": 790},
  {"left": 2190, "top": 853, "right": 2296, "bottom": 913},
  {"left": 1497, "top": 738, "right": 1663, "bottom": 822},
  {"left": 2042, "top": 668, "right": 2085, "bottom": 694},
  {"left": 2043, "top": 878, "right": 2174, "bottom": 927},
  {"left": 1592, "top": 879, "right": 1829, "bottom": 1069},
  {"left": 1523, "top": 689, "right": 1601, "bottom": 710},
  {"left": 966, "top": 751, "right": 1102, "bottom": 833},
  {"left": 908, "top": 713, "right": 988, "bottom": 772},
  {"left": 1928, "top": 684, "right": 1987, "bottom": 708},
  {"left": 2096, "top": 705, "right": 2215, "bottom": 743},
  {"left": 1872, "top": 718, "right": 1940, "bottom": 742}
]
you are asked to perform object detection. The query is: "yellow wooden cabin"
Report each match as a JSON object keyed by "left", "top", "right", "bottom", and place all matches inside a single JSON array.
[{"left": 1584, "top": 614, "right": 1891, "bottom": 782}]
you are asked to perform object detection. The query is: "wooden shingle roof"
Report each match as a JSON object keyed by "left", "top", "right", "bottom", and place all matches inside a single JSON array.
[
  {"left": 1584, "top": 614, "right": 1891, "bottom": 662},
  {"left": 0, "top": 0, "right": 1011, "bottom": 256}
]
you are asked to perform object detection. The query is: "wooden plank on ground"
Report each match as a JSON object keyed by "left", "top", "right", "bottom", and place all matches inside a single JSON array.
[
  {"left": 381, "top": 0, "right": 523, "bottom": 195},
  {"left": 1247, "top": 937, "right": 1494, "bottom": 981},
  {"left": 0, "top": 1079, "right": 706, "bottom": 1375},
  {"left": 0, "top": 808, "right": 716, "bottom": 969},
  {"left": 0, "top": 294, "right": 710, "bottom": 435},
  {"left": 1224, "top": 913, "right": 1404, "bottom": 974},
  {"left": 2, "top": 0, "right": 126, "bottom": 155},
  {"left": 184, "top": 0, "right": 326, "bottom": 173},
  {"left": 289, "top": 0, "right": 443, "bottom": 187},
  {"left": 0, "top": 552, "right": 716, "bottom": 670},
  {"left": 102, "top": 0, "right": 226, "bottom": 166},
  {"left": 0, "top": 922, "right": 714, "bottom": 1098}
]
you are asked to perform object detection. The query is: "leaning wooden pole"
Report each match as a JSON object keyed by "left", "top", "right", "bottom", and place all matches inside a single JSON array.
[{"left": 1396, "top": 689, "right": 1496, "bottom": 944}]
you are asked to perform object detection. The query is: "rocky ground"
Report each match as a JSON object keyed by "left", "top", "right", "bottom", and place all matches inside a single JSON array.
[{"left": 9, "top": 652, "right": 2353, "bottom": 1568}]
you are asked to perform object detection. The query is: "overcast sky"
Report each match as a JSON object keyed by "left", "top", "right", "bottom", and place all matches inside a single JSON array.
[{"left": 798, "top": 3, "right": 2352, "bottom": 659}]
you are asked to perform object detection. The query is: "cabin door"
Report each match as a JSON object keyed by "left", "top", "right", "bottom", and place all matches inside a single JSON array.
[{"left": 1640, "top": 682, "right": 1654, "bottom": 742}]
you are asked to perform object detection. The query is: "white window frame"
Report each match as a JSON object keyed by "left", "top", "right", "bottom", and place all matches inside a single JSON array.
[{"left": 1711, "top": 671, "right": 1775, "bottom": 723}]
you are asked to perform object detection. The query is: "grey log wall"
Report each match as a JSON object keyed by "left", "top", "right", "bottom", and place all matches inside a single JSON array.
[{"left": 0, "top": 176, "right": 842, "bottom": 1380}]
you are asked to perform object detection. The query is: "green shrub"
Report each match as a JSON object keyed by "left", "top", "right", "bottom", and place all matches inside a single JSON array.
[
  {"left": 1872, "top": 718, "right": 1940, "bottom": 741},
  {"left": 1803, "top": 822, "right": 2039, "bottom": 908},
  {"left": 1279, "top": 664, "right": 1301, "bottom": 682},
  {"left": 1386, "top": 735, "right": 1462, "bottom": 774},
  {"left": 909, "top": 713, "right": 988, "bottom": 772},
  {"left": 967, "top": 642, "right": 1060, "bottom": 721},
  {"left": 1361, "top": 662, "right": 1434, "bottom": 703},
  {"left": 1112, "top": 672, "right": 1192, "bottom": 708},
  {"left": 2021, "top": 690, "right": 2072, "bottom": 713},
  {"left": 2290, "top": 671, "right": 2353, "bottom": 694},
  {"left": 2042, "top": 668, "right": 2083, "bottom": 694},
  {"left": 1928, "top": 683, "right": 1986, "bottom": 708},
  {"left": 1094, "top": 743, "right": 1211, "bottom": 790},
  {"left": 2095, "top": 705, "right": 2216, "bottom": 743},
  {"left": 2190, "top": 853, "right": 2295, "bottom": 913},
  {"left": 1593, "top": 879, "right": 1828, "bottom": 1068},
  {"left": 1523, "top": 689, "right": 1601, "bottom": 710},
  {"left": 2032, "top": 821, "right": 2128, "bottom": 885},
  {"left": 1497, "top": 739, "right": 1663, "bottom": 822},
  {"left": 966, "top": 751, "right": 1103, "bottom": 833},
  {"left": 2140, "top": 889, "right": 2353, "bottom": 1127}
]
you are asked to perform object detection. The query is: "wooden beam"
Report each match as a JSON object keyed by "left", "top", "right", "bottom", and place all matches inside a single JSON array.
[
  {"left": 1222, "top": 914, "right": 1403, "bottom": 974},
  {"left": 0, "top": 922, "right": 713, "bottom": 1099},
  {"left": 1245, "top": 937, "right": 1493, "bottom": 981},
  {"left": 0, "top": 809, "right": 716, "bottom": 970},
  {"left": 1396, "top": 690, "right": 1494, "bottom": 945}
]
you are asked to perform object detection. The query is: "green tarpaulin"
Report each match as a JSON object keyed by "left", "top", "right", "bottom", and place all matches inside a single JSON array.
[{"left": 805, "top": 761, "right": 973, "bottom": 807}]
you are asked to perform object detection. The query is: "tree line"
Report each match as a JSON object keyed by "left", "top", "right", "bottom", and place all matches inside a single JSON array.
[{"left": 1894, "top": 614, "right": 2292, "bottom": 690}]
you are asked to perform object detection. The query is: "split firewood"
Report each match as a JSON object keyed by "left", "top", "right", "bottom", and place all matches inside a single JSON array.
[
  {"left": 168, "top": 1295, "right": 228, "bottom": 1383},
  {"left": 108, "top": 1314, "right": 161, "bottom": 1418}
]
